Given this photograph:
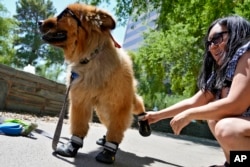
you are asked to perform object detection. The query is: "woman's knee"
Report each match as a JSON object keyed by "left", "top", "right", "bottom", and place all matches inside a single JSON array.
[{"left": 214, "top": 118, "right": 237, "bottom": 144}]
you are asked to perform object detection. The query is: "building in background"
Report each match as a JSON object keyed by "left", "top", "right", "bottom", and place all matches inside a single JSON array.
[{"left": 122, "top": 10, "right": 159, "bottom": 51}]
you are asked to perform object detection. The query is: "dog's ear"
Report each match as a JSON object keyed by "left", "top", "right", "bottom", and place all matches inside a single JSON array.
[{"left": 85, "top": 10, "right": 116, "bottom": 30}]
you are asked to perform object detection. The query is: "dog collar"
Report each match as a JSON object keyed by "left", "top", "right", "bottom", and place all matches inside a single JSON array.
[{"left": 80, "top": 48, "right": 100, "bottom": 64}]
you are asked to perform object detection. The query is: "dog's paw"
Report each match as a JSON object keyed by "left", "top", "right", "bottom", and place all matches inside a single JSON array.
[
  {"left": 55, "top": 136, "right": 83, "bottom": 157},
  {"left": 138, "top": 113, "right": 151, "bottom": 137},
  {"left": 95, "top": 142, "right": 118, "bottom": 164}
]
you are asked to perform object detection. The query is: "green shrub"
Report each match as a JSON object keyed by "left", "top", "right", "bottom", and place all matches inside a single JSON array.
[{"left": 143, "top": 92, "right": 188, "bottom": 111}]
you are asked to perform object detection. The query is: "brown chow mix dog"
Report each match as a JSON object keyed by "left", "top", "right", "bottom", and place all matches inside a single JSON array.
[{"left": 39, "top": 3, "right": 151, "bottom": 164}]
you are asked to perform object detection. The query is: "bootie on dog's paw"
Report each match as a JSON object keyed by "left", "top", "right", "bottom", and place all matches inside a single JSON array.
[
  {"left": 138, "top": 113, "right": 151, "bottom": 137},
  {"left": 96, "top": 142, "right": 118, "bottom": 164},
  {"left": 96, "top": 135, "right": 106, "bottom": 146},
  {"left": 55, "top": 135, "right": 83, "bottom": 157}
]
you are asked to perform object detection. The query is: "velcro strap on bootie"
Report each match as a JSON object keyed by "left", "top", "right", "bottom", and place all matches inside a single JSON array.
[
  {"left": 71, "top": 135, "right": 83, "bottom": 147},
  {"left": 104, "top": 142, "right": 118, "bottom": 153}
]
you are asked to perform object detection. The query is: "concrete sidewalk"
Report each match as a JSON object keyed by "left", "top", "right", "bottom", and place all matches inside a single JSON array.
[{"left": 0, "top": 120, "right": 224, "bottom": 167}]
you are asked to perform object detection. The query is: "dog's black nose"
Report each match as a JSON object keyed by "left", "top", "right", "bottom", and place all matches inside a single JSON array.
[{"left": 38, "top": 20, "right": 44, "bottom": 26}]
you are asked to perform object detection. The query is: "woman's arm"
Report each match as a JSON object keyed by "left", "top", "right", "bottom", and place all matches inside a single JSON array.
[{"left": 144, "top": 90, "right": 214, "bottom": 124}]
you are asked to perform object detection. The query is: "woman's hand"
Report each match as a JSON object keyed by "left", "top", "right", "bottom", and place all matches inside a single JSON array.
[
  {"left": 142, "top": 111, "right": 160, "bottom": 124},
  {"left": 170, "top": 111, "right": 192, "bottom": 135}
]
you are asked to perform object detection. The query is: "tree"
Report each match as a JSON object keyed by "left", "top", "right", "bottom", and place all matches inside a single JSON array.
[
  {"left": 135, "top": 25, "right": 202, "bottom": 97},
  {"left": 13, "top": 0, "right": 63, "bottom": 68},
  {"left": 0, "top": 2, "right": 16, "bottom": 65}
]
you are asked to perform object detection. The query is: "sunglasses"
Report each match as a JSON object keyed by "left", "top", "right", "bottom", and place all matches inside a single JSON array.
[
  {"left": 207, "top": 31, "right": 228, "bottom": 46},
  {"left": 57, "top": 8, "right": 82, "bottom": 28}
]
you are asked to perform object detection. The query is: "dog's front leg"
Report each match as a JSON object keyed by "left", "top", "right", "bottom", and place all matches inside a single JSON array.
[
  {"left": 69, "top": 100, "right": 92, "bottom": 137},
  {"left": 55, "top": 94, "right": 92, "bottom": 157}
]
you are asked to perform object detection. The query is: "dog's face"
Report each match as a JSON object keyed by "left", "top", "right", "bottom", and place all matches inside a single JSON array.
[{"left": 39, "top": 3, "right": 116, "bottom": 61}]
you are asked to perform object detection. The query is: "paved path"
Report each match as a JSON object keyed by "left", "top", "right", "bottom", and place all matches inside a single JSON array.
[{"left": 0, "top": 120, "right": 224, "bottom": 167}]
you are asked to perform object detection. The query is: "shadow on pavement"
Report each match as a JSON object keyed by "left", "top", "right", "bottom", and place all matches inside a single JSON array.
[{"left": 52, "top": 147, "right": 183, "bottom": 167}]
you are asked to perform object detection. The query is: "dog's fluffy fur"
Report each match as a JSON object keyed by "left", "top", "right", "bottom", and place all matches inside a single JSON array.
[{"left": 39, "top": 3, "right": 145, "bottom": 144}]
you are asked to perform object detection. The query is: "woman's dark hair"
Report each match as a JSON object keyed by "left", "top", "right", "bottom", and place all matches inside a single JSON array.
[{"left": 198, "top": 15, "right": 250, "bottom": 92}]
